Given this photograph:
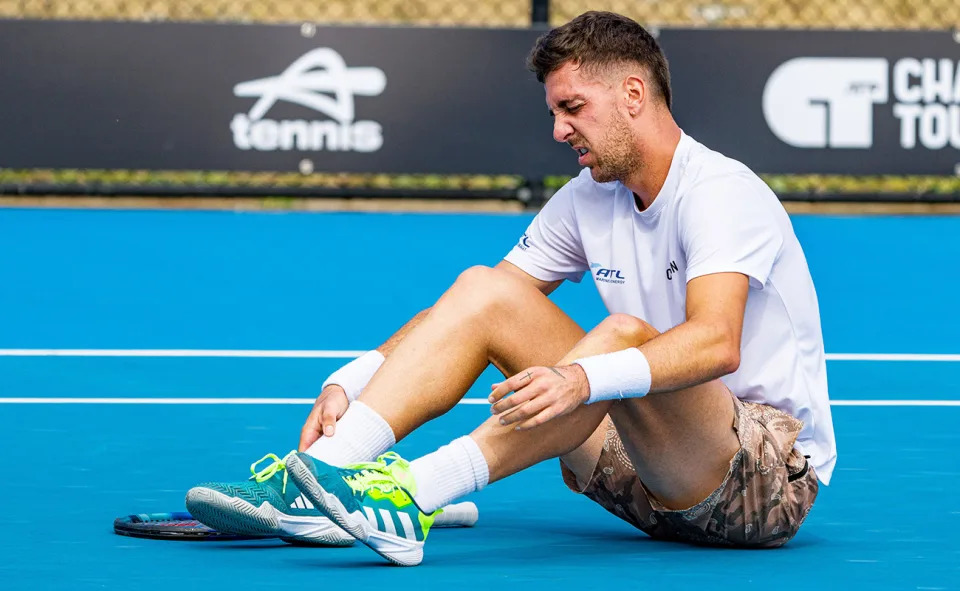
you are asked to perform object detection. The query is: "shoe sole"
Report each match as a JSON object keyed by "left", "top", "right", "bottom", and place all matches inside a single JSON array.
[
  {"left": 185, "top": 487, "right": 354, "bottom": 546},
  {"left": 286, "top": 454, "right": 424, "bottom": 566}
]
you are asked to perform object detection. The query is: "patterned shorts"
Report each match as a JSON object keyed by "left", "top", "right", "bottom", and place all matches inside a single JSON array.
[{"left": 560, "top": 396, "right": 819, "bottom": 548}]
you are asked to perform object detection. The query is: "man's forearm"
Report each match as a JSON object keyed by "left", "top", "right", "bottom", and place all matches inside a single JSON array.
[
  {"left": 376, "top": 308, "right": 432, "bottom": 356},
  {"left": 640, "top": 319, "right": 741, "bottom": 394}
]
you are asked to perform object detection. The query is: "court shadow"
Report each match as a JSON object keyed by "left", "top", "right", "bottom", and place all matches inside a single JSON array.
[
  {"left": 285, "top": 557, "right": 393, "bottom": 569},
  {"left": 441, "top": 539, "right": 658, "bottom": 566},
  {"left": 190, "top": 541, "right": 303, "bottom": 550}
]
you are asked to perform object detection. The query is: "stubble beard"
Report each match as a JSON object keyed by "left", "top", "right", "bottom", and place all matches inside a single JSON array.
[{"left": 588, "top": 113, "right": 642, "bottom": 184}]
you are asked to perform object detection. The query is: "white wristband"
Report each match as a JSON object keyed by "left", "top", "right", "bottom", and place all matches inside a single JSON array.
[
  {"left": 321, "top": 350, "right": 385, "bottom": 402},
  {"left": 573, "top": 348, "right": 652, "bottom": 404}
]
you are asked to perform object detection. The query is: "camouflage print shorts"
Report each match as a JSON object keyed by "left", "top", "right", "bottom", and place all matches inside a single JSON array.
[{"left": 560, "top": 395, "right": 819, "bottom": 548}]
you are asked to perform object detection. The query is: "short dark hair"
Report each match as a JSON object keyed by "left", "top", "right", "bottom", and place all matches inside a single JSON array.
[{"left": 527, "top": 11, "right": 672, "bottom": 110}]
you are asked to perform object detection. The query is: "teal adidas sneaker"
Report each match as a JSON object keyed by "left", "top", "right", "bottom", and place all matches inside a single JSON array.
[
  {"left": 185, "top": 452, "right": 355, "bottom": 546},
  {"left": 285, "top": 451, "right": 434, "bottom": 566}
]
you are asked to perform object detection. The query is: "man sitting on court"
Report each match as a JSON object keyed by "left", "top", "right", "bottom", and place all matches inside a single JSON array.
[{"left": 188, "top": 10, "right": 836, "bottom": 566}]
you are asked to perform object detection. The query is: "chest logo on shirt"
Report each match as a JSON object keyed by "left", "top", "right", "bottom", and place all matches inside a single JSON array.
[
  {"left": 590, "top": 262, "right": 626, "bottom": 285},
  {"left": 666, "top": 260, "right": 679, "bottom": 281}
]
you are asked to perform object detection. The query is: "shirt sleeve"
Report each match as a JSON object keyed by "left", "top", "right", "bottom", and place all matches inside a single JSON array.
[
  {"left": 503, "top": 179, "right": 589, "bottom": 283},
  {"left": 677, "top": 176, "right": 784, "bottom": 289}
]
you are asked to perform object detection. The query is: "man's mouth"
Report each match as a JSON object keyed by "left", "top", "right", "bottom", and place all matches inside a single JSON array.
[{"left": 573, "top": 145, "right": 591, "bottom": 164}]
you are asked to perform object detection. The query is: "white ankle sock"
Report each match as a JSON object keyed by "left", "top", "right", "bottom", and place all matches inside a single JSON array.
[
  {"left": 304, "top": 401, "right": 396, "bottom": 466},
  {"left": 409, "top": 436, "right": 490, "bottom": 514}
]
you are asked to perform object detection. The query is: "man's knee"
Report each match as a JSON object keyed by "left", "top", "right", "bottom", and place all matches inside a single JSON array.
[
  {"left": 455, "top": 265, "right": 500, "bottom": 287},
  {"left": 595, "top": 313, "right": 659, "bottom": 346},
  {"left": 451, "top": 265, "right": 537, "bottom": 310}
]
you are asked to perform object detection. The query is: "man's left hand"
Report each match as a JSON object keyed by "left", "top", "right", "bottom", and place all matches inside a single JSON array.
[{"left": 488, "top": 364, "right": 590, "bottom": 430}]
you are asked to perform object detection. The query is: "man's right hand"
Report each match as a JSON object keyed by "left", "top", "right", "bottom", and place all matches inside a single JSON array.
[{"left": 298, "top": 384, "right": 350, "bottom": 452}]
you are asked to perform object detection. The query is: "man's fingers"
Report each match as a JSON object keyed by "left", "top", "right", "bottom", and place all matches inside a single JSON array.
[
  {"left": 491, "top": 384, "right": 537, "bottom": 415},
  {"left": 299, "top": 432, "right": 319, "bottom": 452},
  {"left": 298, "top": 415, "right": 322, "bottom": 452},
  {"left": 488, "top": 380, "right": 515, "bottom": 403},
  {"left": 489, "top": 369, "right": 538, "bottom": 403},
  {"left": 298, "top": 397, "right": 327, "bottom": 451},
  {"left": 320, "top": 404, "right": 339, "bottom": 438},
  {"left": 514, "top": 406, "right": 559, "bottom": 431},
  {"left": 498, "top": 395, "right": 550, "bottom": 426}
]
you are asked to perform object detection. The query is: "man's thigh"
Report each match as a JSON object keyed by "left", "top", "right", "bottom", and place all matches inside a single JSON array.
[
  {"left": 556, "top": 314, "right": 741, "bottom": 509},
  {"left": 560, "top": 395, "right": 819, "bottom": 548},
  {"left": 456, "top": 265, "right": 589, "bottom": 377},
  {"left": 610, "top": 378, "right": 741, "bottom": 510},
  {"left": 362, "top": 265, "right": 587, "bottom": 439}
]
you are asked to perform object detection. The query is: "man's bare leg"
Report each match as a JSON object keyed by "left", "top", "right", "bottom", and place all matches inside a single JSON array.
[
  {"left": 357, "top": 266, "right": 738, "bottom": 509},
  {"left": 356, "top": 265, "right": 588, "bottom": 438},
  {"left": 471, "top": 314, "right": 741, "bottom": 510}
]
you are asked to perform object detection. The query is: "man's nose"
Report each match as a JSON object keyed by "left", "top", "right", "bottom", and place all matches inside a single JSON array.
[{"left": 553, "top": 117, "right": 573, "bottom": 143}]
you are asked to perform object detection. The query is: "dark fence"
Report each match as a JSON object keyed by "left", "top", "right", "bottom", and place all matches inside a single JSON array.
[{"left": 3, "top": 0, "right": 958, "bottom": 28}]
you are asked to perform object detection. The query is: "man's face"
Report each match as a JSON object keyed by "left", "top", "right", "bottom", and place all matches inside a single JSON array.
[{"left": 545, "top": 61, "right": 641, "bottom": 183}]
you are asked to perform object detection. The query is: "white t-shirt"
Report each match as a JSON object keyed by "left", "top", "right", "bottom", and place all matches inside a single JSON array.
[{"left": 504, "top": 132, "right": 837, "bottom": 484}]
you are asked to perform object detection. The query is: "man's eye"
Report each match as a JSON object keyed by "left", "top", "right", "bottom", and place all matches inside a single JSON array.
[{"left": 568, "top": 104, "right": 583, "bottom": 113}]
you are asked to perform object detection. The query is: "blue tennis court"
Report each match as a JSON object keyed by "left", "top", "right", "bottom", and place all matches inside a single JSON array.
[{"left": 1, "top": 208, "right": 958, "bottom": 589}]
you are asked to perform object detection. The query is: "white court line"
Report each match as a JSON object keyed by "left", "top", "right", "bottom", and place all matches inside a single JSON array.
[
  {"left": 0, "top": 349, "right": 365, "bottom": 358},
  {"left": 0, "top": 398, "right": 958, "bottom": 406},
  {"left": 826, "top": 353, "right": 960, "bottom": 362},
  {"left": 1, "top": 349, "right": 960, "bottom": 361},
  {"left": 0, "top": 397, "right": 490, "bottom": 405},
  {"left": 0, "top": 398, "right": 316, "bottom": 404},
  {"left": 829, "top": 400, "right": 960, "bottom": 406}
]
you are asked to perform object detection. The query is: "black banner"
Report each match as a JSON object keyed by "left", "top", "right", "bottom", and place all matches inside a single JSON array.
[
  {"left": 0, "top": 20, "right": 567, "bottom": 176},
  {"left": 0, "top": 21, "right": 957, "bottom": 177},
  {"left": 663, "top": 29, "right": 960, "bottom": 176}
]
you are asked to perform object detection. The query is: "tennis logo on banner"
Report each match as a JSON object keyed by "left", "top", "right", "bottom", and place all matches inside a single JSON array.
[
  {"left": 230, "top": 48, "right": 387, "bottom": 153},
  {"left": 763, "top": 57, "right": 960, "bottom": 150}
]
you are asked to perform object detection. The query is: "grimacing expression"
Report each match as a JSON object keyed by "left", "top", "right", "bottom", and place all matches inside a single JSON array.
[{"left": 545, "top": 62, "right": 643, "bottom": 184}]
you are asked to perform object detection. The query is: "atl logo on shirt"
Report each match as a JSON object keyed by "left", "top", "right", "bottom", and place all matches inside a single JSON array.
[{"left": 591, "top": 262, "right": 626, "bottom": 284}]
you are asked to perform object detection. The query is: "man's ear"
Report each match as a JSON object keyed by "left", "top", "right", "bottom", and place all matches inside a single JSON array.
[{"left": 623, "top": 74, "right": 646, "bottom": 116}]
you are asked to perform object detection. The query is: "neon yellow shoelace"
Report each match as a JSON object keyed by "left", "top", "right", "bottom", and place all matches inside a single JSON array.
[
  {"left": 244, "top": 451, "right": 411, "bottom": 498},
  {"left": 342, "top": 452, "right": 411, "bottom": 496},
  {"left": 249, "top": 453, "right": 290, "bottom": 495}
]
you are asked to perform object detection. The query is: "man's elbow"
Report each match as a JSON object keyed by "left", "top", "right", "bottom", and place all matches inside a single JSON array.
[
  {"left": 718, "top": 345, "right": 741, "bottom": 376},
  {"left": 711, "top": 327, "right": 741, "bottom": 376}
]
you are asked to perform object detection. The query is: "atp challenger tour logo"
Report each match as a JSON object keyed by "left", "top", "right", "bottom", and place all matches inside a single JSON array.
[
  {"left": 230, "top": 48, "right": 387, "bottom": 153},
  {"left": 763, "top": 57, "right": 960, "bottom": 150}
]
